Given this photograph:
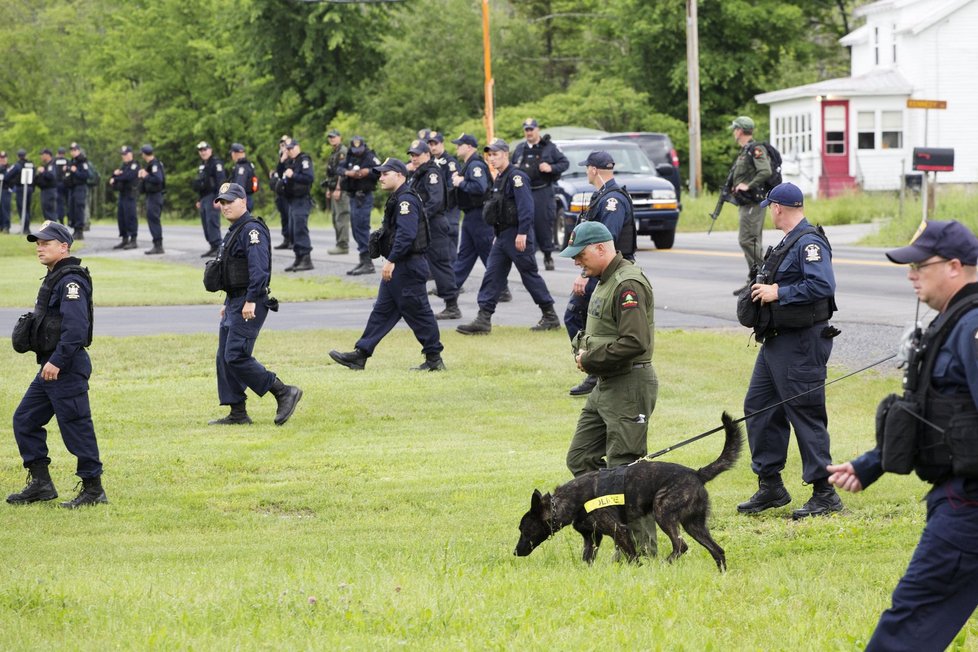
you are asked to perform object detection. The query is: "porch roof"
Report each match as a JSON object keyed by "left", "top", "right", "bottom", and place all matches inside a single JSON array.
[{"left": 755, "top": 68, "right": 913, "bottom": 105}]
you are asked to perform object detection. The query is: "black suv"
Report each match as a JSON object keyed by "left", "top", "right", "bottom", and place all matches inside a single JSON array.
[{"left": 600, "top": 132, "right": 682, "bottom": 203}]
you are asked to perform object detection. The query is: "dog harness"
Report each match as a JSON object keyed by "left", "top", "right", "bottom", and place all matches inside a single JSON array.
[{"left": 584, "top": 467, "right": 628, "bottom": 513}]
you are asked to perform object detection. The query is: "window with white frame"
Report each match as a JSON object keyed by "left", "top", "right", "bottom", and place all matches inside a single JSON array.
[
  {"left": 881, "top": 111, "right": 903, "bottom": 148},
  {"left": 773, "top": 112, "right": 812, "bottom": 156},
  {"left": 857, "top": 111, "right": 875, "bottom": 149},
  {"left": 856, "top": 110, "right": 903, "bottom": 150}
]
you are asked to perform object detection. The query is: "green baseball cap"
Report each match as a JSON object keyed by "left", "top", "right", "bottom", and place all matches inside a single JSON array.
[
  {"left": 559, "top": 221, "right": 614, "bottom": 258},
  {"left": 730, "top": 116, "right": 754, "bottom": 131}
]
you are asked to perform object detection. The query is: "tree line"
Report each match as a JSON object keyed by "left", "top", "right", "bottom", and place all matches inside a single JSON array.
[{"left": 0, "top": 0, "right": 856, "bottom": 217}]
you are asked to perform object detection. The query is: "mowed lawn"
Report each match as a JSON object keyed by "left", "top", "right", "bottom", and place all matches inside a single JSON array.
[{"left": 2, "top": 325, "right": 967, "bottom": 650}]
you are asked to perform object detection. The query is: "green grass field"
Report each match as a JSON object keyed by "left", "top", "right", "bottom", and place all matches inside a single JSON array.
[{"left": 2, "top": 327, "right": 970, "bottom": 650}]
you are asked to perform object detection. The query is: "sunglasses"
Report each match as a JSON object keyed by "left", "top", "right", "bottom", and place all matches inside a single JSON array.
[{"left": 908, "top": 258, "right": 948, "bottom": 271}]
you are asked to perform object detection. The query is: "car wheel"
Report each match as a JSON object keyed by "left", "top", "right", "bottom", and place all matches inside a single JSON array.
[{"left": 651, "top": 229, "right": 675, "bottom": 250}]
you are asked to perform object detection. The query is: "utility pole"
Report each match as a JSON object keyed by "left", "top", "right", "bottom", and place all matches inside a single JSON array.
[
  {"left": 686, "top": 0, "right": 702, "bottom": 197},
  {"left": 482, "top": 0, "right": 495, "bottom": 143}
]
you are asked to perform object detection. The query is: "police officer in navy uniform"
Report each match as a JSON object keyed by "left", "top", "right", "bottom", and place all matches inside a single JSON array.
[
  {"left": 828, "top": 221, "right": 978, "bottom": 652},
  {"left": 427, "top": 131, "right": 461, "bottom": 269},
  {"left": 329, "top": 158, "right": 446, "bottom": 372},
  {"left": 564, "top": 151, "right": 637, "bottom": 397},
  {"left": 457, "top": 138, "right": 560, "bottom": 335},
  {"left": 192, "top": 141, "right": 224, "bottom": 258},
  {"left": 227, "top": 143, "right": 256, "bottom": 212},
  {"left": 8, "top": 221, "right": 107, "bottom": 508},
  {"left": 450, "top": 133, "right": 493, "bottom": 291},
  {"left": 737, "top": 182, "right": 843, "bottom": 518},
  {"left": 207, "top": 182, "right": 303, "bottom": 426},
  {"left": 343, "top": 136, "right": 382, "bottom": 276},
  {"left": 278, "top": 139, "right": 315, "bottom": 272},
  {"left": 54, "top": 147, "right": 69, "bottom": 224},
  {"left": 6, "top": 149, "right": 35, "bottom": 234},
  {"left": 407, "top": 139, "right": 460, "bottom": 320},
  {"left": 0, "top": 151, "right": 11, "bottom": 233},
  {"left": 138, "top": 144, "right": 166, "bottom": 255},
  {"left": 271, "top": 135, "right": 292, "bottom": 250},
  {"left": 35, "top": 149, "right": 59, "bottom": 222},
  {"left": 64, "top": 143, "right": 90, "bottom": 241},
  {"left": 109, "top": 145, "right": 140, "bottom": 250},
  {"left": 512, "top": 118, "right": 569, "bottom": 271}
]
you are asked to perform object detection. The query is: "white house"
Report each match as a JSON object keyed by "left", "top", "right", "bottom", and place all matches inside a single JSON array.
[{"left": 755, "top": 0, "right": 978, "bottom": 197}]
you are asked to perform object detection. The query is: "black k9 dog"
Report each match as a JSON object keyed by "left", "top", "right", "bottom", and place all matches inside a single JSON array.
[{"left": 514, "top": 412, "right": 742, "bottom": 570}]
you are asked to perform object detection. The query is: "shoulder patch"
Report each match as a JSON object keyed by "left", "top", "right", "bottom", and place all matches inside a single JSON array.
[
  {"left": 804, "top": 243, "right": 822, "bottom": 263},
  {"left": 302, "top": 160, "right": 310, "bottom": 169},
  {"left": 151, "top": 165, "right": 158, "bottom": 173},
  {"left": 448, "top": 162, "right": 457, "bottom": 172},
  {"left": 620, "top": 289, "right": 639, "bottom": 310},
  {"left": 513, "top": 175, "right": 524, "bottom": 188},
  {"left": 399, "top": 200, "right": 410, "bottom": 215},
  {"left": 65, "top": 282, "right": 81, "bottom": 301},
  {"left": 605, "top": 197, "right": 619, "bottom": 212},
  {"left": 215, "top": 163, "right": 223, "bottom": 171},
  {"left": 130, "top": 163, "right": 138, "bottom": 170},
  {"left": 473, "top": 166, "right": 483, "bottom": 178},
  {"left": 428, "top": 172, "right": 439, "bottom": 185},
  {"left": 248, "top": 228, "right": 261, "bottom": 245},
  {"left": 373, "top": 157, "right": 381, "bottom": 165},
  {"left": 238, "top": 166, "right": 245, "bottom": 175},
  {"left": 753, "top": 147, "right": 765, "bottom": 159},
  {"left": 82, "top": 163, "right": 89, "bottom": 170}
]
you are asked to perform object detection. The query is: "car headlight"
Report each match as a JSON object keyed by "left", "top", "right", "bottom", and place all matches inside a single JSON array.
[
  {"left": 569, "top": 192, "right": 592, "bottom": 213},
  {"left": 651, "top": 189, "right": 676, "bottom": 200}
]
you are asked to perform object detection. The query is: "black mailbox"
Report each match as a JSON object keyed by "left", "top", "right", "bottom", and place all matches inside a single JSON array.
[{"left": 913, "top": 147, "right": 954, "bottom": 172}]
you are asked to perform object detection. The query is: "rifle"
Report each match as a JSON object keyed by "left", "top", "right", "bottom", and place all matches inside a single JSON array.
[{"left": 707, "top": 169, "right": 737, "bottom": 234}]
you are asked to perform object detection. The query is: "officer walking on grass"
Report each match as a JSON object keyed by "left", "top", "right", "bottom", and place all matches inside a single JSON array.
[
  {"left": 8, "top": 221, "right": 107, "bottom": 508},
  {"left": 828, "top": 221, "right": 978, "bottom": 652},
  {"left": 736, "top": 182, "right": 842, "bottom": 519},
  {"left": 206, "top": 183, "right": 303, "bottom": 426},
  {"left": 564, "top": 151, "right": 636, "bottom": 397},
  {"left": 456, "top": 138, "right": 560, "bottom": 335},
  {"left": 562, "top": 220, "right": 658, "bottom": 557},
  {"left": 329, "top": 158, "right": 445, "bottom": 372}
]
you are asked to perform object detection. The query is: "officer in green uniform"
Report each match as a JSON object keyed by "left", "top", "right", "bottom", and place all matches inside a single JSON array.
[
  {"left": 728, "top": 116, "right": 772, "bottom": 294},
  {"left": 324, "top": 129, "right": 350, "bottom": 255},
  {"left": 561, "top": 221, "right": 658, "bottom": 556}
]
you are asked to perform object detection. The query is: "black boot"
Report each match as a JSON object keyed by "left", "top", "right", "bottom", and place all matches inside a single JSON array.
[
  {"left": 531, "top": 303, "right": 560, "bottom": 331},
  {"left": 498, "top": 286, "right": 513, "bottom": 302},
  {"left": 200, "top": 245, "right": 219, "bottom": 258},
  {"left": 284, "top": 254, "right": 301, "bottom": 272},
  {"left": 737, "top": 474, "right": 791, "bottom": 514},
  {"left": 412, "top": 353, "right": 446, "bottom": 371},
  {"left": 122, "top": 237, "right": 138, "bottom": 250},
  {"left": 73, "top": 229, "right": 84, "bottom": 241},
  {"left": 291, "top": 254, "right": 314, "bottom": 272},
  {"left": 208, "top": 401, "right": 252, "bottom": 425},
  {"left": 6, "top": 464, "right": 58, "bottom": 504},
  {"left": 457, "top": 309, "right": 492, "bottom": 335},
  {"left": 269, "top": 378, "right": 303, "bottom": 425},
  {"left": 792, "top": 479, "right": 844, "bottom": 519},
  {"left": 435, "top": 298, "right": 461, "bottom": 320},
  {"left": 112, "top": 236, "right": 129, "bottom": 250},
  {"left": 544, "top": 252, "right": 555, "bottom": 271},
  {"left": 274, "top": 239, "right": 292, "bottom": 250},
  {"left": 569, "top": 374, "right": 598, "bottom": 396},
  {"left": 329, "top": 348, "right": 368, "bottom": 370},
  {"left": 144, "top": 242, "right": 164, "bottom": 255},
  {"left": 60, "top": 476, "right": 108, "bottom": 508},
  {"left": 347, "top": 253, "right": 375, "bottom": 276}
]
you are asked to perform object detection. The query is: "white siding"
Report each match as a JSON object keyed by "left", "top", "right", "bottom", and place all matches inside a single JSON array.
[{"left": 768, "top": 99, "right": 821, "bottom": 196}]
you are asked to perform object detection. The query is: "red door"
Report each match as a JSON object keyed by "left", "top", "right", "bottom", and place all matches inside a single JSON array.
[{"left": 819, "top": 100, "right": 856, "bottom": 197}]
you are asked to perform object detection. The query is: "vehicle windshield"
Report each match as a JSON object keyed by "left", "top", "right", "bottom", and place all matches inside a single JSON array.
[{"left": 559, "top": 144, "right": 657, "bottom": 178}]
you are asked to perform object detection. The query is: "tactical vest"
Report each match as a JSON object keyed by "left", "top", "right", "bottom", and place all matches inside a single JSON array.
[
  {"left": 753, "top": 224, "right": 836, "bottom": 337},
  {"left": 483, "top": 166, "right": 520, "bottom": 231},
  {"left": 379, "top": 188, "right": 429, "bottom": 257},
  {"left": 285, "top": 154, "right": 313, "bottom": 197},
  {"left": 581, "top": 258, "right": 653, "bottom": 364},
  {"left": 140, "top": 159, "right": 165, "bottom": 194},
  {"left": 455, "top": 156, "right": 489, "bottom": 211},
  {"left": 580, "top": 183, "right": 636, "bottom": 258},
  {"left": 884, "top": 292, "right": 978, "bottom": 482},
  {"left": 410, "top": 161, "right": 446, "bottom": 218},
  {"left": 14, "top": 264, "right": 94, "bottom": 355},
  {"left": 434, "top": 156, "right": 458, "bottom": 210},
  {"left": 204, "top": 216, "right": 270, "bottom": 294}
]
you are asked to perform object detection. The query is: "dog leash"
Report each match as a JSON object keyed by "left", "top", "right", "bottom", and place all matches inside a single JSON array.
[{"left": 631, "top": 353, "right": 897, "bottom": 464}]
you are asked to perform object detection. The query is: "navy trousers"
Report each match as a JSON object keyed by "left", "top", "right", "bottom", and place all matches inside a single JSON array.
[
  {"left": 68, "top": 186, "right": 87, "bottom": 230},
  {"left": 476, "top": 227, "right": 554, "bottom": 314},
  {"left": 530, "top": 186, "right": 556, "bottom": 254},
  {"left": 145, "top": 192, "right": 164, "bottom": 244},
  {"left": 743, "top": 324, "right": 833, "bottom": 483},
  {"left": 56, "top": 186, "right": 67, "bottom": 223},
  {"left": 40, "top": 188, "right": 58, "bottom": 221},
  {"left": 355, "top": 255, "right": 443, "bottom": 356},
  {"left": 0, "top": 189, "right": 10, "bottom": 230},
  {"left": 275, "top": 194, "right": 289, "bottom": 241},
  {"left": 216, "top": 297, "right": 276, "bottom": 405},
  {"left": 446, "top": 206, "right": 460, "bottom": 265},
  {"left": 426, "top": 213, "right": 459, "bottom": 300},
  {"left": 288, "top": 195, "right": 313, "bottom": 256},
  {"left": 14, "top": 186, "right": 33, "bottom": 232},
  {"left": 12, "top": 367, "right": 102, "bottom": 478},
  {"left": 350, "top": 192, "right": 373, "bottom": 255},
  {"left": 118, "top": 194, "right": 138, "bottom": 239},
  {"left": 199, "top": 192, "right": 221, "bottom": 248},
  {"left": 454, "top": 208, "right": 494, "bottom": 289},
  {"left": 563, "top": 276, "right": 599, "bottom": 340}
]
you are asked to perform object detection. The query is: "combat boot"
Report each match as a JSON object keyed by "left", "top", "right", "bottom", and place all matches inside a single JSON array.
[
  {"left": 327, "top": 245, "right": 349, "bottom": 255},
  {"left": 544, "top": 252, "right": 555, "bottom": 271},
  {"left": 412, "top": 353, "right": 446, "bottom": 371},
  {"left": 284, "top": 254, "right": 301, "bottom": 272},
  {"left": 208, "top": 401, "right": 252, "bottom": 425},
  {"left": 531, "top": 303, "right": 561, "bottom": 331},
  {"left": 144, "top": 242, "right": 164, "bottom": 255},
  {"left": 200, "top": 245, "right": 219, "bottom": 258},
  {"left": 435, "top": 298, "right": 461, "bottom": 320},
  {"left": 498, "top": 286, "right": 513, "bottom": 302},
  {"left": 347, "top": 253, "right": 375, "bottom": 276},
  {"left": 569, "top": 375, "right": 598, "bottom": 396},
  {"left": 737, "top": 474, "right": 791, "bottom": 514},
  {"left": 792, "top": 480, "right": 844, "bottom": 519},
  {"left": 274, "top": 238, "right": 293, "bottom": 250},
  {"left": 291, "top": 254, "right": 314, "bottom": 272},
  {"left": 269, "top": 378, "right": 303, "bottom": 425},
  {"left": 60, "top": 476, "right": 108, "bottom": 509},
  {"left": 122, "top": 238, "right": 138, "bottom": 250},
  {"left": 6, "top": 464, "right": 58, "bottom": 504},
  {"left": 112, "top": 236, "right": 129, "bottom": 250},
  {"left": 457, "top": 309, "right": 492, "bottom": 335},
  {"left": 329, "top": 348, "right": 368, "bottom": 370},
  {"left": 72, "top": 229, "right": 84, "bottom": 241}
]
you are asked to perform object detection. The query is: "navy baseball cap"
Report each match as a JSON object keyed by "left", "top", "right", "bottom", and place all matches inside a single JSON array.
[
  {"left": 121, "top": 145, "right": 132, "bottom": 154},
  {"left": 40, "top": 148, "right": 53, "bottom": 156},
  {"left": 140, "top": 144, "right": 154, "bottom": 155},
  {"left": 28, "top": 220, "right": 73, "bottom": 246},
  {"left": 407, "top": 140, "right": 429, "bottom": 155},
  {"left": 230, "top": 143, "right": 245, "bottom": 153},
  {"left": 57, "top": 147, "right": 66, "bottom": 154},
  {"left": 484, "top": 138, "right": 509, "bottom": 153},
  {"left": 886, "top": 220, "right": 978, "bottom": 266},
  {"left": 350, "top": 136, "right": 365, "bottom": 153},
  {"left": 326, "top": 129, "right": 341, "bottom": 138},
  {"left": 374, "top": 157, "right": 408, "bottom": 176},
  {"left": 17, "top": 149, "right": 26, "bottom": 158},
  {"left": 760, "top": 182, "right": 804, "bottom": 208},
  {"left": 285, "top": 139, "right": 299, "bottom": 149},
  {"left": 215, "top": 182, "right": 247, "bottom": 202},
  {"left": 578, "top": 151, "right": 615, "bottom": 170},
  {"left": 451, "top": 133, "right": 478, "bottom": 147},
  {"left": 559, "top": 221, "right": 614, "bottom": 258},
  {"left": 426, "top": 131, "right": 444, "bottom": 144},
  {"left": 196, "top": 141, "right": 210, "bottom": 150},
  {"left": 522, "top": 118, "right": 539, "bottom": 130}
]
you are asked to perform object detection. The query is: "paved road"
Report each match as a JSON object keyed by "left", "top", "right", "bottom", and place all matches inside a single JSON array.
[{"left": 2, "top": 219, "right": 922, "bottom": 371}]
